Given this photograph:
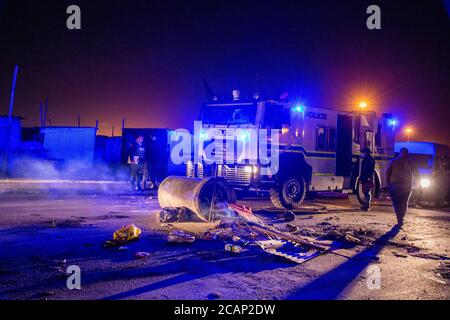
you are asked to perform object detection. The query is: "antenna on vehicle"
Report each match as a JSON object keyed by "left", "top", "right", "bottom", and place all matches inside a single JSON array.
[
  {"left": 202, "top": 78, "right": 218, "bottom": 102},
  {"left": 255, "top": 72, "right": 266, "bottom": 100}
]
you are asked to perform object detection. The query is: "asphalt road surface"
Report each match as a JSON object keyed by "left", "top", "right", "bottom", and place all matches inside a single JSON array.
[{"left": 0, "top": 180, "right": 449, "bottom": 300}]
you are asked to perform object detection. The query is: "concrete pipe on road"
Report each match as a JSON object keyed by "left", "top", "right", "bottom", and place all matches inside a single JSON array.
[{"left": 158, "top": 176, "right": 237, "bottom": 222}]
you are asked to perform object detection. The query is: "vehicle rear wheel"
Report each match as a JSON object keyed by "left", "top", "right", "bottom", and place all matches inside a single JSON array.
[{"left": 270, "top": 176, "right": 306, "bottom": 209}]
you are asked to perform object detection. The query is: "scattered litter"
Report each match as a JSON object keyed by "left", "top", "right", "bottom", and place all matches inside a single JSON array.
[
  {"left": 118, "top": 246, "right": 129, "bottom": 251},
  {"left": 435, "top": 261, "right": 450, "bottom": 279},
  {"left": 392, "top": 251, "right": 408, "bottom": 258},
  {"left": 156, "top": 178, "right": 367, "bottom": 265},
  {"left": 202, "top": 229, "right": 233, "bottom": 241},
  {"left": 207, "top": 292, "right": 221, "bottom": 300},
  {"left": 257, "top": 239, "right": 321, "bottom": 264},
  {"left": 344, "top": 233, "right": 362, "bottom": 244},
  {"left": 168, "top": 230, "right": 195, "bottom": 244},
  {"left": 256, "top": 239, "right": 285, "bottom": 250},
  {"left": 407, "top": 251, "right": 449, "bottom": 260},
  {"left": 135, "top": 252, "right": 151, "bottom": 259},
  {"left": 325, "top": 230, "right": 343, "bottom": 240},
  {"left": 113, "top": 224, "right": 142, "bottom": 242},
  {"left": 225, "top": 243, "right": 243, "bottom": 253},
  {"left": 422, "top": 274, "right": 447, "bottom": 285},
  {"left": 103, "top": 240, "right": 117, "bottom": 248},
  {"left": 158, "top": 207, "right": 187, "bottom": 223},
  {"left": 284, "top": 212, "right": 296, "bottom": 222},
  {"left": 232, "top": 236, "right": 250, "bottom": 247},
  {"left": 286, "top": 223, "right": 300, "bottom": 233}
]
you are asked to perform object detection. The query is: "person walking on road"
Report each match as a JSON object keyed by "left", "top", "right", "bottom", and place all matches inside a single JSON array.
[
  {"left": 386, "top": 147, "right": 420, "bottom": 228},
  {"left": 360, "top": 148, "right": 376, "bottom": 211}
]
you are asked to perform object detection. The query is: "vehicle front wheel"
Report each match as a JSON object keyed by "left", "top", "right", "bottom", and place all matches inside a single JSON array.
[{"left": 270, "top": 176, "right": 307, "bottom": 209}]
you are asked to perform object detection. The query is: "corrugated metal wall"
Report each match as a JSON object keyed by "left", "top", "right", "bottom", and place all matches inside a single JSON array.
[
  {"left": 0, "top": 117, "right": 21, "bottom": 150},
  {"left": 42, "top": 127, "right": 96, "bottom": 164}
]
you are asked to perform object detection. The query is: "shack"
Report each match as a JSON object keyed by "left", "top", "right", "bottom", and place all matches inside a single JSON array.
[
  {"left": 0, "top": 115, "right": 22, "bottom": 151},
  {"left": 22, "top": 126, "right": 97, "bottom": 165},
  {"left": 95, "top": 135, "right": 122, "bottom": 164}
]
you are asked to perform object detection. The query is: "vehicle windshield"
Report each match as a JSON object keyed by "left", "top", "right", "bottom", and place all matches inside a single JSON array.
[
  {"left": 409, "top": 154, "right": 434, "bottom": 169},
  {"left": 200, "top": 104, "right": 257, "bottom": 125}
]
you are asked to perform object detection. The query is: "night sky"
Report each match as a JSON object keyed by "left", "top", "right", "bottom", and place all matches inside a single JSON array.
[{"left": 0, "top": 0, "right": 449, "bottom": 143}]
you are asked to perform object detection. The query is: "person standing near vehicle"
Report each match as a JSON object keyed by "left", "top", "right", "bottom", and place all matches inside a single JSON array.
[
  {"left": 360, "top": 148, "right": 376, "bottom": 211},
  {"left": 129, "top": 135, "right": 147, "bottom": 191},
  {"left": 386, "top": 148, "right": 420, "bottom": 227}
]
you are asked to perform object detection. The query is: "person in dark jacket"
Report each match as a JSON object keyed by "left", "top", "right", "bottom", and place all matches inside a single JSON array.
[
  {"left": 129, "top": 136, "right": 147, "bottom": 191},
  {"left": 387, "top": 148, "right": 420, "bottom": 228},
  {"left": 360, "top": 148, "right": 376, "bottom": 211}
]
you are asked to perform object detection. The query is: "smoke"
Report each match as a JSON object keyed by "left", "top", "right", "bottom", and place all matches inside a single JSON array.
[{"left": 7, "top": 155, "right": 129, "bottom": 181}]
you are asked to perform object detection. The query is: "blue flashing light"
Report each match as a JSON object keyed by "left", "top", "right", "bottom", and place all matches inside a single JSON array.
[
  {"left": 388, "top": 119, "right": 399, "bottom": 127},
  {"left": 199, "top": 130, "right": 209, "bottom": 140},
  {"left": 238, "top": 130, "right": 250, "bottom": 142},
  {"left": 292, "top": 105, "right": 305, "bottom": 113}
]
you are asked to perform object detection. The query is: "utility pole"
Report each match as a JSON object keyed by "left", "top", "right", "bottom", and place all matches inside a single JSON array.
[
  {"left": 39, "top": 101, "right": 43, "bottom": 127},
  {"left": 8, "top": 66, "right": 19, "bottom": 123},
  {"left": 2, "top": 65, "right": 19, "bottom": 176},
  {"left": 43, "top": 98, "right": 48, "bottom": 127}
]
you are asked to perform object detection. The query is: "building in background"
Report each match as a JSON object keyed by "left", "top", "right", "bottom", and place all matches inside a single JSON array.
[
  {"left": 0, "top": 115, "right": 22, "bottom": 151},
  {"left": 95, "top": 135, "right": 122, "bottom": 164},
  {"left": 26, "top": 127, "right": 97, "bottom": 164}
]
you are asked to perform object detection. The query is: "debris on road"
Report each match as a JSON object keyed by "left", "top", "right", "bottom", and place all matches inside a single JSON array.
[
  {"left": 231, "top": 236, "right": 250, "bottom": 247},
  {"left": 158, "top": 207, "right": 189, "bottom": 223},
  {"left": 435, "top": 261, "right": 450, "bottom": 279},
  {"left": 344, "top": 233, "right": 362, "bottom": 244},
  {"left": 207, "top": 292, "right": 222, "bottom": 300},
  {"left": 167, "top": 230, "right": 196, "bottom": 244},
  {"left": 225, "top": 243, "right": 243, "bottom": 253},
  {"left": 118, "top": 246, "right": 130, "bottom": 251},
  {"left": 158, "top": 176, "right": 237, "bottom": 222},
  {"left": 104, "top": 224, "right": 143, "bottom": 248},
  {"left": 103, "top": 240, "right": 117, "bottom": 248},
  {"left": 156, "top": 177, "right": 366, "bottom": 264},
  {"left": 286, "top": 223, "right": 300, "bottom": 233},
  {"left": 135, "top": 252, "right": 151, "bottom": 259},
  {"left": 113, "top": 224, "right": 142, "bottom": 242},
  {"left": 257, "top": 239, "right": 321, "bottom": 264},
  {"left": 284, "top": 211, "right": 296, "bottom": 222},
  {"left": 392, "top": 251, "right": 408, "bottom": 258}
]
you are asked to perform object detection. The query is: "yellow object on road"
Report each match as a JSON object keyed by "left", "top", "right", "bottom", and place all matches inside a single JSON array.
[{"left": 113, "top": 224, "right": 142, "bottom": 242}]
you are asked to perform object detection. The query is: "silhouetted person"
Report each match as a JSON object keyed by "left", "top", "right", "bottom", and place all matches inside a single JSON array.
[
  {"left": 360, "top": 148, "right": 376, "bottom": 211},
  {"left": 129, "top": 135, "right": 147, "bottom": 191},
  {"left": 386, "top": 148, "right": 420, "bottom": 227}
]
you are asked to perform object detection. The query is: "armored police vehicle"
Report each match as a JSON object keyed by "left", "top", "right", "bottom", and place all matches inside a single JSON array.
[{"left": 186, "top": 93, "right": 396, "bottom": 209}]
